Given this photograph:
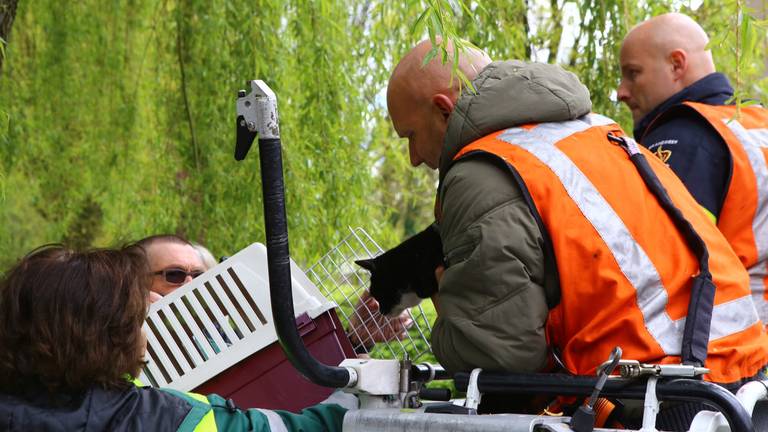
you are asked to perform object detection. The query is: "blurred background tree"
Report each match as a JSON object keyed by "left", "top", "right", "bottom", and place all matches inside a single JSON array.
[
  {"left": 0, "top": 0, "right": 765, "bottom": 269},
  {"left": 0, "top": 0, "right": 19, "bottom": 70}
]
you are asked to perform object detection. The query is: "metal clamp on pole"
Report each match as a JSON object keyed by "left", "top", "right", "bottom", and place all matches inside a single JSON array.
[
  {"left": 598, "top": 359, "right": 710, "bottom": 379},
  {"left": 235, "top": 80, "right": 280, "bottom": 160},
  {"left": 639, "top": 376, "right": 660, "bottom": 432}
]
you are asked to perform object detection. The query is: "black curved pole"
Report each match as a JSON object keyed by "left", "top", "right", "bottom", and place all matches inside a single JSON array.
[{"left": 257, "top": 137, "right": 353, "bottom": 388}]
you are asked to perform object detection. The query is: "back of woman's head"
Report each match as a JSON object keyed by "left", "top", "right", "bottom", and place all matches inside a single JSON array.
[{"left": 0, "top": 245, "right": 150, "bottom": 394}]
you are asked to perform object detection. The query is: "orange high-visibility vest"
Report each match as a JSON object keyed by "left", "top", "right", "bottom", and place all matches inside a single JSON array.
[
  {"left": 674, "top": 102, "right": 768, "bottom": 326},
  {"left": 452, "top": 114, "right": 768, "bottom": 384}
]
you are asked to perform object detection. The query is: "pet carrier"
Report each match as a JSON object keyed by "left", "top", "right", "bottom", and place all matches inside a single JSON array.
[{"left": 139, "top": 229, "right": 433, "bottom": 412}]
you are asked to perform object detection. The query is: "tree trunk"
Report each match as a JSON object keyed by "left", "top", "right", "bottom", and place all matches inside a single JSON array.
[{"left": 0, "top": 0, "right": 19, "bottom": 70}]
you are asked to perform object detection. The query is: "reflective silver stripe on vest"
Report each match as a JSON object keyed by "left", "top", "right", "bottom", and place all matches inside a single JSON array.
[
  {"left": 497, "top": 114, "right": 759, "bottom": 355},
  {"left": 724, "top": 120, "right": 768, "bottom": 323},
  {"left": 257, "top": 409, "right": 289, "bottom": 432}
]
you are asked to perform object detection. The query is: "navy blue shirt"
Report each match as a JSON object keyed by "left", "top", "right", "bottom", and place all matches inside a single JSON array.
[{"left": 634, "top": 73, "right": 734, "bottom": 219}]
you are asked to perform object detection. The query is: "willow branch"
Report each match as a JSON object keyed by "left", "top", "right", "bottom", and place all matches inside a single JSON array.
[{"left": 176, "top": 12, "right": 200, "bottom": 171}]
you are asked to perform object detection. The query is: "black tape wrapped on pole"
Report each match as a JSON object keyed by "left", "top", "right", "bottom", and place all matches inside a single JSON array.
[
  {"left": 257, "top": 137, "right": 353, "bottom": 387},
  {"left": 608, "top": 134, "right": 714, "bottom": 368},
  {"left": 235, "top": 80, "right": 354, "bottom": 388}
]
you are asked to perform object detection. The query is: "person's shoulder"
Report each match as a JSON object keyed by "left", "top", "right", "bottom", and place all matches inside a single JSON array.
[
  {"left": 651, "top": 103, "right": 712, "bottom": 131},
  {"left": 441, "top": 153, "right": 525, "bottom": 212},
  {"left": 444, "top": 153, "right": 521, "bottom": 191},
  {"left": 643, "top": 105, "right": 726, "bottom": 156},
  {"left": 137, "top": 386, "right": 195, "bottom": 416},
  {"left": 644, "top": 110, "right": 708, "bottom": 142}
]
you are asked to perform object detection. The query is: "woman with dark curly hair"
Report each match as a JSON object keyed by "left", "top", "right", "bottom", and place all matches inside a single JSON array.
[{"left": 0, "top": 245, "right": 354, "bottom": 432}]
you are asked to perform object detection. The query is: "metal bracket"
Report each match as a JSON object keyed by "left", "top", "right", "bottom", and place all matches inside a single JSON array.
[
  {"left": 236, "top": 80, "right": 280, "bottom": 139},
  {"left": 339, "top": 358, "right": 400, "bottom": 395},
  {"left": 464, "top": 368, "right": 483, "bottom": 412},
  {"left": 399, "top": 354, "right": 420, "bottom": 408},
  {"left": 640, "top": 376, "right": 660, "bottom": 432}
]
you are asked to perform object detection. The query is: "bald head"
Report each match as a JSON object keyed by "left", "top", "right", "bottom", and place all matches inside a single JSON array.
[
  {"left": 389, "top": 40, "right": 490, "bottom": 104},
  {"left": 387, "top": 40, "right": 491, "bottom": 169},
  {"left": 618, "top": 13, "right": 716, "bottom": 123},
  {"left": 624, "top": 13, "right": 714, "bottom": 82}
]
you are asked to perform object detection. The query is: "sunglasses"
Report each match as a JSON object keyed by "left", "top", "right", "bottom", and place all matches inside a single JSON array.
[{"left": 153, "top": 268, "right": 204, "bottom": 285}]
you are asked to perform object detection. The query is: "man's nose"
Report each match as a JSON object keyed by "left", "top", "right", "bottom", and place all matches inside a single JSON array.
[
  {"left": 184, "top": 274, "right": 194, "bottom": 284},
  {"left": 617, "top": 81, "right": 630, "bottom": 103}
]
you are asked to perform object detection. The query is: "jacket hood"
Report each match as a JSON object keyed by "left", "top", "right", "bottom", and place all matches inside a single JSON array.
[{"left": 439, "top": 60, "right": 592, "bottom": 178}]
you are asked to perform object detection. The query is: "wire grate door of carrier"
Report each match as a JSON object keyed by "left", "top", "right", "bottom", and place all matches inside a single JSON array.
[{"left": 307, "top": 227, "right": 434, "bottom": 362}]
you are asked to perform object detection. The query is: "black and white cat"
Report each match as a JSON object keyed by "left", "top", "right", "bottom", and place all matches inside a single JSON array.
[{"left": 355, "top": 223, "right": 444, "bottom": 317}]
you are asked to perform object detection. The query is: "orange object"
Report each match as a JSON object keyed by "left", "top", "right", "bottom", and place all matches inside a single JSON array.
[
  {"left": 454, "top": 114, "right": 768, "bottom": 384},
  {"left": 678, "top": 103, "right": 768, "bottom": 326}
]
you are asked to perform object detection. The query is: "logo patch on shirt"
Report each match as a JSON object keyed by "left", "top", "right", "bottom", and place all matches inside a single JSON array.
[
  {"left": 648, "top": 139, "right": 677, "bottom": 164},
  {"left": 655, "top": 147, "right": 672, "bottom": 163}
]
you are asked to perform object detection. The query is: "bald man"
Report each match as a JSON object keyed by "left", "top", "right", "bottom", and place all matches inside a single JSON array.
[
  {"left": 388, "top": 42, "right": 591, "bottom": 376},
  {"left": 618, "top": 13, "right": 738, "bottom": 220},
  {"left": 387, "top": 41, "right": 768, "bottom": 421},
  {"left": 619, "top": 13, "right": 768, "bottom": 324}
]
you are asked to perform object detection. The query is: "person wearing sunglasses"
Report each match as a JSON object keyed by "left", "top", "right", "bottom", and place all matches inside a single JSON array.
[
  {"left": 138, "top": 234, "right": 239, "bottom": 353},
  {"left": 138, "top": 234, "right": 412, "bottom": 355},
  {"left": 136, "top": 234, "right": 207, "bottom": 300}
]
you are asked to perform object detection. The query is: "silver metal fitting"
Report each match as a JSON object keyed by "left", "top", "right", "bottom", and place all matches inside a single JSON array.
[
  {"left": 236, "top": 80, "right": 280, "bottom": 139},
  {"left": 464, "top": 368, "right": 483, "bottom": 411},
  {"left": 598, "top": 359, "right": 710, "bottom": 378}
]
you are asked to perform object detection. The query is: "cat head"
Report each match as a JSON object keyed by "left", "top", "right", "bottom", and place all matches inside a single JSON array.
[
  {"left": 355, "top": 225, "right": 443, "bottom": 317},
  {"left": 355, "top": 255, "right": 438, "bottom": 318},
  {"left": 355, "top": 257, "right": 411, "bottom": 316}
]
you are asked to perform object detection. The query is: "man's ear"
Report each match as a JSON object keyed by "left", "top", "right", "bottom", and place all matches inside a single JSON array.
[
  {"left": 355, "top": 259, "right": 376, "bottom": 272},
  {"left": 669, "top": 49, "right": 688, "bottom": 81},
  {"left": 432, "top": 94, "right": 455, "bottom": 121}
]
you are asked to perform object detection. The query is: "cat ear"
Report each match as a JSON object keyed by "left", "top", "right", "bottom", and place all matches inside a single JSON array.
[{"left": 355, "top": 259, "right": 376, "bottom": 272}]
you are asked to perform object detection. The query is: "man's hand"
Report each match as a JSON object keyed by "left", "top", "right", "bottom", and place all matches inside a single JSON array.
[{"left": 347, "top": 292, "right": 413, "bottom": 353}]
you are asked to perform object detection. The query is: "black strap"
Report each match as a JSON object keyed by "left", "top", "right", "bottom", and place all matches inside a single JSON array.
[{"left": 608, "top": 134, "right": 714, "bottom": 368}]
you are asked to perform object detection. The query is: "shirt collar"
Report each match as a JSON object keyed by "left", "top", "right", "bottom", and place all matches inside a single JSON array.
[{"left": 634, "top": 72, "right": 734, "bottom": 139}]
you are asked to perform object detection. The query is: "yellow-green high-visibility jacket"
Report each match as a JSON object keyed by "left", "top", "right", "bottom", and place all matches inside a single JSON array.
[
  {"left": 165, "top": 388, "right": 353, "bottom": 432},
  {"left": 0, "top": 382, "right": 354, "bottom": 431}
]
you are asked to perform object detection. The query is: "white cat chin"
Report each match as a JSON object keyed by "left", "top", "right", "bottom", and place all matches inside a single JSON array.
[{"left": 386, "top": 292, "right": 422, "bottom": 318}]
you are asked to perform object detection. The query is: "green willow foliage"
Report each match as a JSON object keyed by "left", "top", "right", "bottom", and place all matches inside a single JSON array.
[{"left": 0, "top": 0, "right": 766, "bottom": 269}]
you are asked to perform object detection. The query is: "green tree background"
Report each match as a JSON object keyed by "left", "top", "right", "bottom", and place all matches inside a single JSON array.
[{"left": 0, "top": 0, "right": 766, "bottom": 270}]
